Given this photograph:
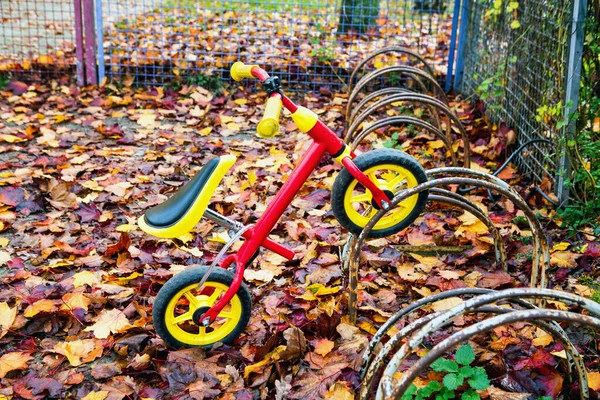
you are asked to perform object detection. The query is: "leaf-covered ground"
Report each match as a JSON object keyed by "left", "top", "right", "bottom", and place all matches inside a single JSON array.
[{"left": 0, "top": 79, "right": 600, "bottom": 400}]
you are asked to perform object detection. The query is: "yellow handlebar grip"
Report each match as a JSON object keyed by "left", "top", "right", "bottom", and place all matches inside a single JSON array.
[
  {"left": 230, "top": 62, "right": 258, "bottom": 81},
  {"left": 257, "top": 97, "right": 282, "bottom": 138}
]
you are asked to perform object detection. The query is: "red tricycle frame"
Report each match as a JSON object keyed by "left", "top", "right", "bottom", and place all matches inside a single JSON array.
[{"left": 198, "top": 65, "right": 394, "bottom": 325}]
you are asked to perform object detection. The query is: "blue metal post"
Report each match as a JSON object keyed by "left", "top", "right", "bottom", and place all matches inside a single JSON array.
[
  {"left": 556, "top": 0, "right": 587, "bottom": 205},
  {"left": 96, "top": 0, "right": 105, "bottom": 82},
  {"left": 445, "top": 0, "right": 462, "bottom": 91},
  {"left": 453, "top": 0, "right": 470, "bottom": 90}
]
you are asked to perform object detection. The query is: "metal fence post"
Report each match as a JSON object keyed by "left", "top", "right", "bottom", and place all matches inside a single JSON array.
[
  {"left": 453, "top": 0, "right": 470, "bottom": 90},
  {"left": 83, "top": 0, "right": 97, "bottom": 85},
  {"left": 556, "top": 0, "right": 587, "bottom": 205},
  {"left": 96, "top": 0, "right": 105, "bottom": 83},
  {"left": 445, "top": 0, "right": 462, "bottom": 91},
  {"left": 74, "top": 0, "right": 85, "bottom": 86}
]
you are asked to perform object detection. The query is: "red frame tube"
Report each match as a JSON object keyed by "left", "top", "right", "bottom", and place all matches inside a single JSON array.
[{"left": 198, "top": 65, "right": 389, "bottom": 324}]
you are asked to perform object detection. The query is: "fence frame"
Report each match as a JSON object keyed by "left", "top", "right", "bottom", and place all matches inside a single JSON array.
[{"left": 451, "top": 0, "right": 587, "bottom": 205}]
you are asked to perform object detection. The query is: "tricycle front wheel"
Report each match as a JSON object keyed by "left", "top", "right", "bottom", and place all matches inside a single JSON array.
[
  {"left": 153, "top": 266, "right": 252, "bottom": 348},
  {"left": 331, "top": 148, "right": 428, "bottom": 238}
]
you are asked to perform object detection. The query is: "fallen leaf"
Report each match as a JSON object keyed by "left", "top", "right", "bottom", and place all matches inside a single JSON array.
[
  {"left": 85, "top": 309, "right": 131, "bottom": 339},
  {"left": 0, "top": 352, "right": 33, "bottom": 378}
]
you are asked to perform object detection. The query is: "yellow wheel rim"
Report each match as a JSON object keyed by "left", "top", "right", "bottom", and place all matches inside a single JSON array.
[
  {"left": 343, "top": 163, "right": 420, "bottom": 230},
  {"left": 164, "top": 281, "right": 243, "bottom": 346}
]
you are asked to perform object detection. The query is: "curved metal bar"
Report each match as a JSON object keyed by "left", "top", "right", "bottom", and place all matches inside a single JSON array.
[
  {"left": 347, "top": 66, "right": 449, "bottom": 122},
  {"left": 429, "top": 189, "right": 507, "bottom": 268},
  {"left": 385, "top": 309, "right": 599, "bottom": 399},
  {"left": 377, "top": 288, "right": 600, "bottom": 399},
  {"left": 346, "top": 87, "right": 411, "bottom": 127},
  {"left": 345, "top": 94, "right": 471, "bottom": 168},
  {"left": 361, "top": 288, "right": 493, "bottom": 377},
  {"left": 348, "top": 46, "right": 436, "bottom": 90},
  {"left": 426, "top": 167, "right": 551, "bottom": 288},
  {"left": 347, "top": 116, "right": 461, "bottom": 168},
  {"left": 363, "top": 306, "right": 584, "bottom": 400},
  {"left": 345, "top": 175, "right": 551, "bottom": 323}
]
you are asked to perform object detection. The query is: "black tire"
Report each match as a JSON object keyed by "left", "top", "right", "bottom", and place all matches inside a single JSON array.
[
  {"left": 331, "top": 148, "right": 428, "bottom": 238},
  {"left": 153, "top": 266, "right": 252, "bottom": 348}
]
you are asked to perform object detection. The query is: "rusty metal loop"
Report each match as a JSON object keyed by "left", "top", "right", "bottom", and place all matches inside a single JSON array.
[
  {"left": 386, "top": 308, "right": 600, "bottom": 399},
  {"left": 428, "top": 188, "right": 507, "bottom": 268},
  {"left": 344, "top": 172, "right": 551, "bottom": 324},
  {"left": 347, "top": 65, "right": 449, "bottom": 122},
  {"left": 346, "top": 87, "right": 411, "bottom": 128},
  {"left": 347, "top": 116, "right": 462, "bottom": 168},
  {"left": 345, "top": 93, "right": 470, "bottom": 168},
  {"left": 362, "top": 304, "right": 584, "bottom": 400},
  {"left": 348, "top": 46, "right": 435, "bottom": 90}
]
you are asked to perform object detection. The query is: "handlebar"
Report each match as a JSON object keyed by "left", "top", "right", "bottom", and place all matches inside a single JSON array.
[
  {"left": 230, "top": 62, "right": 282, "bottom": 138},
  {"left": 257, "top": 95, "right": 282, "bottom": 138},
  {"left": 230, "top": 62, "right": 269, "bottom": 82}
]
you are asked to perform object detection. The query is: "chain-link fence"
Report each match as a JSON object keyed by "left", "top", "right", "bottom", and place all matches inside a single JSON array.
[
  {"left": 0, "top": 0, "right": 77, "bottom": 79},
  {"left": 456, "top": 0, "right": 585, "bottom": 200},
  {"left": 99, "top": 0, "right": 456, "bottom": 89}
]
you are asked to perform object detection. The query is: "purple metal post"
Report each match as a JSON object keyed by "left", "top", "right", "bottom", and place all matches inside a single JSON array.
[
  {"left": 83, "top": 0, "right": 97, "bottom": 85},
  {"left": 74, "top": 0, "right": 85, "bottom": 86}
]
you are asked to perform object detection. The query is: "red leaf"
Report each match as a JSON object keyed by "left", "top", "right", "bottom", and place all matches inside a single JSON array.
[
  {"left": 105, "top": 232, "right": 131, "bottom": 257},
  {"left": 75, "top": 202, "right": 101, "bottom": 223},
  {"left": 8, "top": 81, "right": 29, "bottom": 95},
  {"left": 0, "top": 187, "right": 25, "bottom": 206}
]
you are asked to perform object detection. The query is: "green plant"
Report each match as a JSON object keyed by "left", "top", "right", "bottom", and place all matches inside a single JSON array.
[
  {"left": 0, "top": 73, "right": 8, "bottom": 89},
  {"left": 186, "top": 73, "right": 222, "bottom": 92},
  {"left": 578, "top": 275, "right": 600, "bottom": 303},
  {"left": 402, "top": 343, "right": 490, "bottom": 400}
]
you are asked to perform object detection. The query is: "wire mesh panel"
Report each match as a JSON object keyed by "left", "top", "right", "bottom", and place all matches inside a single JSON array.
[
  {"left": 101, "top": 0, "right": 456, "bottom": 89},
  {"left": 459, "top": 0, "right": 575, "bottom": 188},
  {"left": 0, "top": 0, "right": 76, "bottom": 79}
]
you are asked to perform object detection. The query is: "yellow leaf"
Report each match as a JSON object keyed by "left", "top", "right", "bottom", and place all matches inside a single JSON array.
[
  {"left": 198, "top": 127, "right": 213, "bottom": 136},
  {"left": 23, "top": 299, "right": 58, "bottom": 317},
  {"left": 54, "top": 339, "right": 104, "bottom": 366},
  {"left": 0, "top": 352, "right": 33, "bottom": 378},
  {"left": 234, "top": 98, "right": 248, "bottom": 105},
  {"left": 73, "top": 271, "right": 100, "bottom": 287},
  {"left": 84, "top": 309, "right": 131, "bottom": 339},
  {"left": 532, "top": 333, "right": 554, "bottom": 347},
  {"left": 177, "top": 233, "right": 194, "bottom": 244},
  {"left": 312, "top": 338, "right": 335, "bottom": 357},
  {"left": 0, "top": 238, "right": 8, "bottom": 247},
  {"left": 111, "top": 272, "right": 142, "bottom": 285},
  {"left": 81, "top": 391, "right": 109, "bottom": 400},
  {"left": 247, "top": 171, "right": 257, "bottom": 186},
  {"left": 244, "top": 269, "right": 275, "bottom": 283},
  {"left": 0, "top": 302, "right": 17, "bottom": 338},
  {"left": 299, "top": 284, "right": 341, "bottom": 300},
  {"left": 431, "top": 297, "right": 463, "bottom": 312},
  {"left": 243, "top": 345, "right": 286, "bottom": 378},
  {"left": 588, "top": 371, "right": 600, "bottom": 391},
  {"left": 551, "top": 242, "right": 570, "bottom": 252},
  {"left": 550, "top": 251, "right": 580, "bottom": 268},
  {"left": 104, "top": 181, "right": 132, "bottom": 196},
  {"left": 61, "top": 292, "right": 91, "bottom": 312},
  {"left": 116, "top": 223, "right": 137, "bottom": 233},
  {"left": 226, "top": 122, "right": 241, "bottom": 131},
  {"left": 208, "top": 230, "right": 231, "bottom": 244},
  {"left": 550, "top": 349, "right": 567, "bottom": 359},
  {"left": 37, "top": 54, "right": 54, "bottom": 64},
  {"left": 428, "top": 140, "right": 446, "bottom": 149},
  {"left": 324, "top": 383, "right": 354, "bottom": 400},
  {"left": 180, "top": 246, "right": 204, "bottom": 258},
  {"left": 1, "top": 134, "right": 26, "bottom": 143},
  {"left": 137, "top": 113, "right": 157, "bottom": 128}
]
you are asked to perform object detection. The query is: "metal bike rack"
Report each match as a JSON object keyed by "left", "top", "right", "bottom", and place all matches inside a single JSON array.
[
  {"left": 346, "top": 115, "right": 463, "bottom": 168},
  {"left": 346, "top": 94, "right": 472, "bottom": 175},
  {"left": 342, "top": 167, "right": 551, "bottom": 325},
  {"left": 346, "top": 65, "right": 449, "bottom": 126},
  {"left": 348, "top": 46, "right": 436, "bottom": 90},
  {"left": 358, "top": 287, "right": 600, "bottom": 400}
]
